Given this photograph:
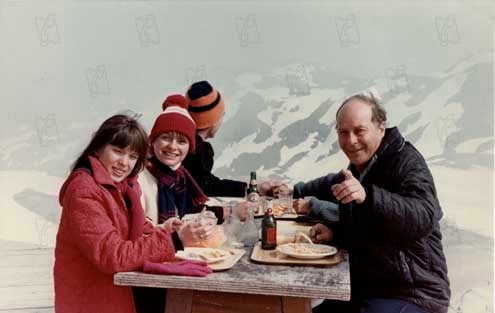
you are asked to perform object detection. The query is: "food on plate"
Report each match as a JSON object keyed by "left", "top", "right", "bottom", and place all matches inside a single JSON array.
[
  {"left": 295, "top": 231, "right": 313, "bottom": 244},
  {"left": 176, "top": 248, "right": 230, "bottom": 263},
  {"left": 276, "top": 231, "right": 313, "bottom": 245},
  {"left": 272, "top": 204, "right": 296, "bottom": 217},
  {"left": 276, "top": 234, "right": 295, "bottom": 245},
  {"left": 280, "top": 243, "right": 334, "bottom": 255}
]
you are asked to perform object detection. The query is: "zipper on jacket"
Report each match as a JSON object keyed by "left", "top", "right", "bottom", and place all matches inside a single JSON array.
[{"left": 398, "top": 250, "right": 414, "bottom": 284}]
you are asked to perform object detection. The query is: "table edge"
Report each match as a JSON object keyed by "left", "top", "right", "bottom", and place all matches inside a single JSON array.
[{"left": 114, "top": 272, "right": 351, "bottom": 301}]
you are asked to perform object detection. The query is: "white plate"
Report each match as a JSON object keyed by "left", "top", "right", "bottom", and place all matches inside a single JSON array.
[
  {"left": 276, "top": 243, "right": 337, "bottom": 260},
  {"left": 175, "top": 248, "right": 231, "bottom": 264}
]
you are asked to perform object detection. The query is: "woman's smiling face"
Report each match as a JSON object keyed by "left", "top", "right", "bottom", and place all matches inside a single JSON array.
[{"left": 152, "top": 132, "right": 190, "bottom": 169}]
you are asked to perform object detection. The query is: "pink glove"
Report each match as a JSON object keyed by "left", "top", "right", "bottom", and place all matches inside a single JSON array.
[{"left": 143, "top": 260, "right": 213, "bottom": 277}]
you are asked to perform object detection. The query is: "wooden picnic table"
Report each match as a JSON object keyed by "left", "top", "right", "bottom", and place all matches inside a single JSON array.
[{"left": 114, "top": 221, "right": 350, "bottom": 313}]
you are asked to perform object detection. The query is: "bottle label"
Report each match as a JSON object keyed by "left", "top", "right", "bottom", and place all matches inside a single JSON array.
[
  {"left": 247, "top": 192, "right": 259, "bottom": 203},
  {"left": 266, "top": 228, "right": 276, "bottom": 244}
]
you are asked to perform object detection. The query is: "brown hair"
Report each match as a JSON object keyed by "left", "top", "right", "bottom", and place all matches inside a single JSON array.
[
  {"left": 336, "top": 93, "right": 387, "bottom": 127},
  {"left": 72, "top": 114, "right": 148, "bottom": 177},
  {"left": 158, "top": 131, "right": 189, "bottom": 143},
  {"left": 149, "top": 131, "right": 189, "bottom": 157}
]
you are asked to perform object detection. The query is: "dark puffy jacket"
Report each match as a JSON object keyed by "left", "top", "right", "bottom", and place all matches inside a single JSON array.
[
  {"left": 183, "top": 134, "right": 247, "bottom": 197},
  {"left": 293, "top": 127, "right": 450, "bottom": 313}
]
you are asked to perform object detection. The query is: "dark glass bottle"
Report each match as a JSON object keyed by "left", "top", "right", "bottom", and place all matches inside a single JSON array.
[
  {"left": 246, "top": 171, "right": 260, "bottom": 205},
  {"left": 261, "top": 208, "right": 277, "bottom": 250}
]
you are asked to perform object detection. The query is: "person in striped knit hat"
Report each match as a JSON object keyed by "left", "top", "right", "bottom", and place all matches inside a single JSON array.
[{"left": 182, "top": 80, "right": 249, "bottom": 197}]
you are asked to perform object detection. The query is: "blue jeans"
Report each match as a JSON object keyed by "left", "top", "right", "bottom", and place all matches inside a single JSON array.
[
  {"left": 313, "top": 298, "right": 426, "bottom": 313},
  {"left": 361, "top": 298, "right": 426, "bottom": 313}
]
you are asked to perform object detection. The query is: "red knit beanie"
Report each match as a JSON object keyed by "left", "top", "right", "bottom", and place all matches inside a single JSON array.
[
  {"left": 149, "top": 94, "right": 196, "bottom": 153},
  {"left": 186, "top": 81, "right": 225, "bottom": 130}
]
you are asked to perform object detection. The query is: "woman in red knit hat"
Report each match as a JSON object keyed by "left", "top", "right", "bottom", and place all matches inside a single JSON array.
[
  {"left": 139, "top": 94, "right": 248, "bottom": 228},
  {"left": 54, "top": 114, "right": 207, "bottom": 313},
  {"left": 135, "top": 95, "right": 249, "bottom": 313}
]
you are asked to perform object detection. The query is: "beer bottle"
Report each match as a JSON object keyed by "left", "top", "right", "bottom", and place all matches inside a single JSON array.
[
  {"left": 261, "top": 208, "right": 277, "bottom": 250},
  {"left": 246, "top": 171, "right": 260, "bottom": 204}
]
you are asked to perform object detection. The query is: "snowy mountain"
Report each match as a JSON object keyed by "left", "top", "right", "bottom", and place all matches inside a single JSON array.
[
  {"left": 0, "top": 51, "right": 492, "bottom": 313},
  {"left": 1, "top": 52, "right": 492, "bottom": 242},
  {"left": 213, "top": 53, "right": 494, "bottom": 184}
]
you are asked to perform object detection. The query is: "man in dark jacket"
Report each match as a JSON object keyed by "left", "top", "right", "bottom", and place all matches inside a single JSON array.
[
  {"left": 301, "top": 93, "right": 450, "bottom": 313},
  {"left": 182, "top": 81, "right": 247, "bottom": 197}
]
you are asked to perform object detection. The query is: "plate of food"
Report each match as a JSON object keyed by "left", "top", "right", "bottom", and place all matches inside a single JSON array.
[
  {"left": 271, "top": 197, "right": 298, "bottom": 218},
  {"left": 175, "top": 248, "right": 232, "bottom": 264},
  {"left": 276, "top": 243, "right": 337, "bottom": 260},
  {"left": 272, "top": 203, "right": 296, "bottom": 217}
]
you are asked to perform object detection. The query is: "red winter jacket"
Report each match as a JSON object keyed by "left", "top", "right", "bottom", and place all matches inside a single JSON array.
[{"left": 54, "top": 156, "right": 175, "bottom": 313}]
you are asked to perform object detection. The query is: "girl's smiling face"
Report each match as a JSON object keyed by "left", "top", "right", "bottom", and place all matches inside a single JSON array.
[
  {"left": 96, "top": 144, "right": 138, "bottom": 182},
  {"left": 152, "top": 132, "right": 190, "bottom": 169}
]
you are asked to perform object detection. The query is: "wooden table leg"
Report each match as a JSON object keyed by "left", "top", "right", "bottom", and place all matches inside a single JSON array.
[
  {"left": 165, "top": 290, "right": 312, "bottom": 313},
  {"left": 191, "top": 291, "right": 281, "bottom": 313},
  {"left": 281, "top": 297, "right": 312, "bottom": 313},
  {"left": 165, "top": 289, "right": 193, "bottom": 313}
]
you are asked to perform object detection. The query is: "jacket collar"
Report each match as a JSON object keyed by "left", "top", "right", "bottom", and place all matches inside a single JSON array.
[
  {"left": 195, "top": 133, "right": 205, "bottom": 144},
  {"left": 59, "top": 155, "right": 119, "bottom": 206},
  {"left": 87, "top": 155, "right": 118, "bottom": 188},
  {"left": 375, "top": 127, "right": 406, "bottom": 159}
]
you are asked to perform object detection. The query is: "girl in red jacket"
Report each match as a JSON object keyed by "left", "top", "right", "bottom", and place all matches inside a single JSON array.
[{"left": 54, "top": 114, "right": 200, "bottom": 313}]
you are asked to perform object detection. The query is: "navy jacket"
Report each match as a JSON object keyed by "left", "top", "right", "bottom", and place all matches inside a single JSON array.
[
  {"left": 183, "top": 135, "right": 247, "bottom": 197},
  {"left": 295, "top": 127, "right": 450, "bottom": 313}
]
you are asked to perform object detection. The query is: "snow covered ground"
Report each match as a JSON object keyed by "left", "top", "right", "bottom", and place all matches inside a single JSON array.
[{"left": 0, "top": 164, "right": 492, "bottom": 312}]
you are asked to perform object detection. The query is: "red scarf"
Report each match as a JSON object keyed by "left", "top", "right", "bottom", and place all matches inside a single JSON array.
[{"left": 147, "top": 156, "right": 208, "bottom": 223}]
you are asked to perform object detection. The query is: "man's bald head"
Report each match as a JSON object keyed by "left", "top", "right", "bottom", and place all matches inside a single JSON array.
[{"left": 336, "top": 93, "right": 387, "bottom": 128}]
